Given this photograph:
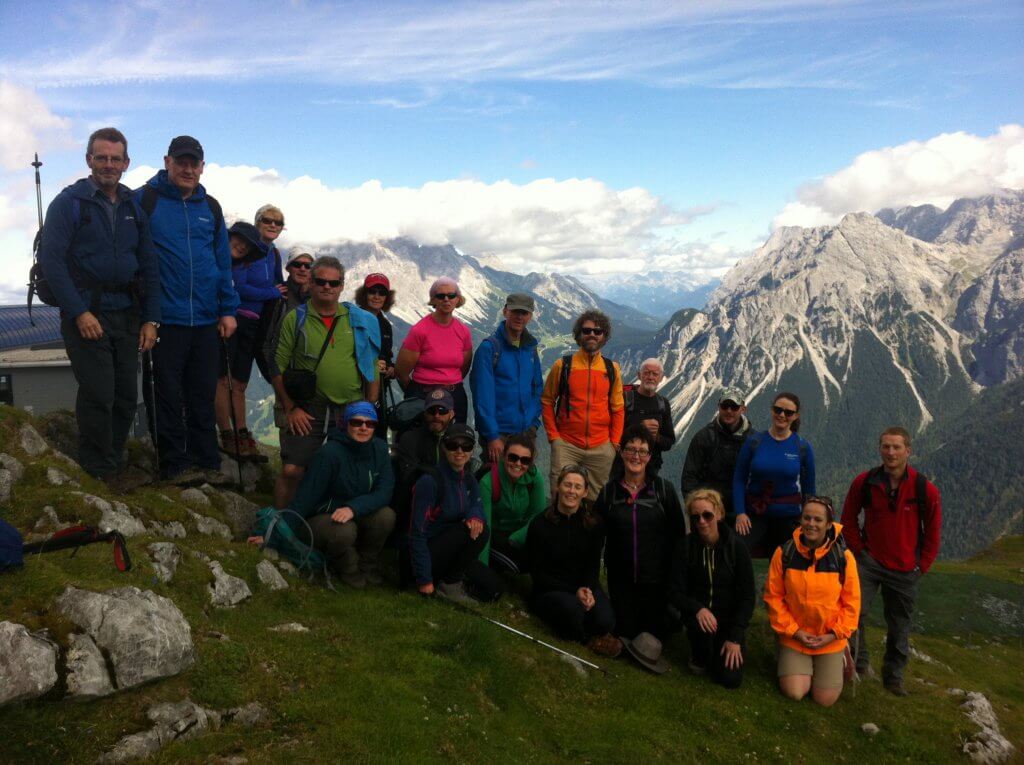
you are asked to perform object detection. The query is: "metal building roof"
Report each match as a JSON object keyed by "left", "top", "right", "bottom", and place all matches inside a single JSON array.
[{"left": 0, "top": 304, "right": 63, "bottom": 351}]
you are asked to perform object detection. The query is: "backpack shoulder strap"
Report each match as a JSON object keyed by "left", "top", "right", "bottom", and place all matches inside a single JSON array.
[
  {"left": 556, "top": 353, "right": 573, "bottom": 416},
  {"left": 780, "top": 538, "right": 796, "bottom": 572},
  {"left": 624, "top": 387, "right": 635, "bottom": 415},
  {"left": 139, "top": 185, "right": 159, "bottom": 218},
  {"left": 603, "top": 357, "right": 616, "bottom": 406},
  {"left": 482, "top": 336, "right": 502, "bottom": 371},
  {"left": 490, "top": 462, "right": 500, "bottom": 504},
  {"left": 831, "top": 534, "right": 848, "bottom": 585},
  {"left": 204, "top": 193, "right": 225, "bottom": 234}
]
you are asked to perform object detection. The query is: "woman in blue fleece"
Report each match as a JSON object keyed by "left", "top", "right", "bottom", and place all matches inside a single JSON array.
[
  {"left": 732, "top": 391, "right": 815, "bottom": 559},
  {"left": 215, "top": 221, "right": 284, "bottom": 457}
]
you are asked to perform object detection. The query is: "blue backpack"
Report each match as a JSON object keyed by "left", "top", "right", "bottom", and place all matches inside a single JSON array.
[
  {"left": 1, "top": 519, "right": 24, "bottom": 572},
  {"left": 250, "top": 507, "right": 333, "bottom": 587}
]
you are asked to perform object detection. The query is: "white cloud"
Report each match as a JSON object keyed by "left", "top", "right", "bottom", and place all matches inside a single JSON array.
[
  {"left": 774, "top": 124, "right": 1024, "bottom": 228},
  {"left": 0, "top": 80, "right": 74, "bottom": 171}
]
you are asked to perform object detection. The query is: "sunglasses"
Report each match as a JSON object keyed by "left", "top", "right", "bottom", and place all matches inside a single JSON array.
[
  {"left": 367, "top": 286, "right": 389, "bottom": 296},
  {"left": 433, "top": 292, "right": 459, "bottom": 301},
  {"left": 314, "top": 277, "right": 342, "bottom": 288},
  {"left": 443, "top": 439, "right": 474, "bottom": 453},
  {"left": 259, "top": 217, "right": 284, "bottom": 227},
  {"left": 506, "top": 453, "right": 533, "bottom": 466},
  {"left": 690, "top": 511, "right": 717, "bottom": 523},
  {"left": 289, "top": 261, "right": 312, "bottom": 270},
  {"left": 719, "top": 402, "right": 741, "bottom": 411},
  {"left": 622, "top": 447, "right": 650, "bottom": 458},
  {"left": 426, "top": 406, "right": 450, "bottom": 416},
  {"left": 347, "top": 418, "right": 376, "bottom": 429},
  {"left": 804, "top": 495, "right": 835, "bottom": 512},
  {"left": 772, "top": 405, "right": 798, "bottom": 417},
  {"left": 580, "top": 327, "right": 605, "bottom": 336}
]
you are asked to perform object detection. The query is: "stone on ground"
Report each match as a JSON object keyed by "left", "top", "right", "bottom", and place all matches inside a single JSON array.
[
  {"left": 46, "top": 466, "right": 77, "bottom": 486},
  {"left": 179, "top": 487, "right": 210, "bottom": 507},
  {"left": 0, "top": 468, "right": 11, "bottom": 505},
  {"left": 148, "top": 520, "right": 187, "bottom": 539},
  {"left": 148, "top": 542, "right": 181, "bottom": 583},
  {"left": 0, "top": 622, "right": 58, "bottom": 706},
  {"left": 189, "top": 510, "right": 232, "bottom": 540},
  {"left": 19, "top": 424, "right": 49, "bottom": 456},
  {"left": 65, "top": 633, "right": 115, "bottom": 700},
  {"left": 0, "top": 452, "right": 25, "bottom": 481},
  {"left": 219, "top": 490, "right": 260, "bottom": 540},
  {"left": 256, "top": 559, "right": 289, "bottom": 591},
  {"left": 208, "top": 561, "right": 252, "bottom": 607},
  {"left": 269, "top": 622, "right": 309, "bottom": 633}
]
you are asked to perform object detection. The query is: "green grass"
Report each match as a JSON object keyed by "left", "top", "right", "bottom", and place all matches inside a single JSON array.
[{"left": 2, "top": 408, "right": 1023, "bottom": 763}]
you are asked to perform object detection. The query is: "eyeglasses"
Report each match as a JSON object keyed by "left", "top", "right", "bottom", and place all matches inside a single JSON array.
[
  {"left": 259, "top": 217, "right": 284, "bottom": 227},
  {"left": 719, "top": 402, "right": 741, "bottom": 411},
  {"left": 622, "top": 447, "right": 650, "bottom": 458},
  {"left": 443, "top": 439, "right": 474, "bottom": 453},
  {"left": 347, "top": 418, "right": 376, "bottom": 429},
  {"left": 314, "top": 277, "right": 342, "bottom": 288},
  {"left": 433, "top": 292, "right": 459, "bottom": 301},
  {"left": 506, "top": 453, "right": 532, "bottom": 466},
  {"left": 690, "top": 511, "right": 717, "bottom": 523},
  {"left": 90, "top": 155, "right": 126, "bottom": 165},
  {"left": 426, "top": 406, "right": 450, "bottom": 416},
  {"left": 289, "top": 261, "right": 312, "bottom": 270},
  {"left": 580, "top": 327, "right": 604, "bottom": 336},
  {"left": 367, "top": 286, "right": 389, "bottom": 296},
  {"left": 772, "top": 405, "right": 798, "bottom": 417}
]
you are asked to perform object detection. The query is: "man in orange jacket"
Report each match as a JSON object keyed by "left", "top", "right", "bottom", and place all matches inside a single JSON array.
[{"left": 541, "top": 310, "right": 624, "bottom": 500}]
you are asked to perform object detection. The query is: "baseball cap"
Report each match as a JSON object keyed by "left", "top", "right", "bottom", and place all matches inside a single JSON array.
[
  {"left": 504, "top": 293, "right": 535, "bottom": 312},
  {"left": 425, "top": 387, "right": 455, "bottom": 411},
  {"left": 719, "top": 387, "right": 746, "bottom": 406},
  {"left": 443, "top": 423, "right": 476, "bottom": 445},
  {"left": 167, "top": 135, "right": 204, "bottom": 160},
  {"left": 364, "top": 273, "right": 391, "bottom": 290}
]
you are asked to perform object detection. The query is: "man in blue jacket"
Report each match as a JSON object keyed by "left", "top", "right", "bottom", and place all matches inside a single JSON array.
[
  {"left": 137, "top": 136, "right": 238, "bottom": 485},
  {"left": 39, "top": 127, "right": 160, "bottom": 489},
  {"left": 469, "top": 292, "right": 543, "bottom": 465}
]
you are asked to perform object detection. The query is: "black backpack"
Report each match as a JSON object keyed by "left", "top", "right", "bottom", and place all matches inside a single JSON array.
[
  {"left": 780, "top": 532, "right": 848, "bottom": 585},
  {"left": 623, "top": 385, "right": 669, "bottom": 419},
  {"left": 555, "top": 353, "right": 617, "bottom": 417}
]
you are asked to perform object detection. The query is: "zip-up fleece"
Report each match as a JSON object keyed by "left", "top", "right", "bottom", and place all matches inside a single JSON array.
[
  {"left": 231, "top": 234, "right": 282, "bottom": 317},
  {"left": 408, "top": 463, "right": 486, "bottom": 585},
  {"left": 136, "top": 171, "right": 238, "bottom": 326},
  {"left": 478, "top": 460, "right": 547, "bottom": 564},
  {"left": 469, "top": 321, "right": 544, "bottom": 441},
  {"left": 287, "top": 429, "right": 393, "bottom": 527},
  {"left": 681, "top": 414, "right": 753, "bottom": 516},
  {"left": 525, "top": 509, "right": 605, "bottom": 596},
  {"left": 541, "top": 349, "right": 624, "bottom": 449},
  {"left": 765, "top": 522, "right": 861, "bottom": 656},
  {"left": 39, "top": 178, "right": 160, "bottom": 321}
]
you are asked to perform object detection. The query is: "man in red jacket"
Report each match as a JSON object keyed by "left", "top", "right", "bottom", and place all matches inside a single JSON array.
[{"left": 840, "top": 426, "right": 942, "bottom": 696}]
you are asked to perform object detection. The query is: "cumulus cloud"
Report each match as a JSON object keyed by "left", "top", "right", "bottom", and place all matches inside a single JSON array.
[
  {"left": 774, "top": 124, "right": 1024, "bottom": 228},
  {"left": 0, "top": 80, "right": 74, "bottom": 171}
]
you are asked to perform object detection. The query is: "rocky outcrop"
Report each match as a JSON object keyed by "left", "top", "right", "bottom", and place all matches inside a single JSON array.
[
  {"left": 56, "top": 587, "right": 195, "bottom": 689},
  {"left": 961, "top": 692, "right": 1016, "bottom": 764},
  {"left": 0, "top": 452, "right": 25, "bottom": 481},
  {"left": 220, "top": 490, "right": 259, "bottom": 540},
  {"left": 0, "top": 622, "right": 58, "bottom": 705}
]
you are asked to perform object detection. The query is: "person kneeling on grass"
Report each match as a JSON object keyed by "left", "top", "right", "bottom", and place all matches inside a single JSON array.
[
  {"left": 765, "top": 496, "right": 861, "bottom": 706},
  {"left": 285, "top": 401, "right": 395, "bottom": 588},
  {"left": 478, "top": 433, "right": 546, "bottom": 575},
  {"left": 407, "top": 424, "right": 496, "bottom": 604},
  {"left": 670, "top": 488, "right": 754, "bottom": 689},
  {"left": 525, "top": 465, "right": 620, "bottom": 657}
]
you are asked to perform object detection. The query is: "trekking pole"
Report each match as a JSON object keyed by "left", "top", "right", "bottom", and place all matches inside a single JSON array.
[
  {"left": 220, "top": 338, "right": 245, "bottom": 490},
  {"left": 32, "top": 154, "right": 44, "bottom": 229},
  {"left": 144, "top": 349, "right": 160, "bottom": 471},
  {"left": 28, "top": 154, "right": 44, "bottom": 326},
  {"left": 439, "top": 598, "right": 614, "bottom": 677}
]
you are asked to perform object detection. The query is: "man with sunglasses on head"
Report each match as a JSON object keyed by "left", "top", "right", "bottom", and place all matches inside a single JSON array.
[
  {"left": 137, "top": 135, "right": 238, "bottom": 486},
  {"left": 271, "top": 256, "right": 380, "bottom": 509},
  {"left": 470, "top": 292, "right": 544, "bottom": 466},
  {"left": 542, "top": 310, "right": 624, "bottom": 501},
  {"left": 681, "top": 387, "right": 753, "bottom": 525}
]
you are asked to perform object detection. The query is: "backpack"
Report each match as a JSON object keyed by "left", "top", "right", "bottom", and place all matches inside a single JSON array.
[
  {"left": 859, "top": 467, "right": 932, "bottom": 554},
  {"left": 623, "top": 385, "right": 669, "bottom": 419},
  {"left": 781, "top": 533, "right": 848, "bottom": 585},
  {"left": 0, "top": 519, "right": 24, "bottom": 573},
  {"left": 555, "top": 353, "right": 617, "bottom": 418},
  {"left": 251, "top": 507, "right": 333, "bottom": 586}
]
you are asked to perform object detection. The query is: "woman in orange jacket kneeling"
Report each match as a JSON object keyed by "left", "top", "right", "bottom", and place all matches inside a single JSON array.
[{"left": 765, "top": 496, "right": 860, "bottom": 706}]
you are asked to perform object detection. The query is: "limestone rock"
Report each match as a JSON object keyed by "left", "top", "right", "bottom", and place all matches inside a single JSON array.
[
  {"left": 217, "top": 455, "right": 261, "bottom": 492},
  {"left": 219, "top": 490, "right": 259, "bottom": 540},
  {"left": 269, "top": 622, "right": 309, "bottom": 633},
  {"left": 208, "top": 561, "right": 252, "bottom": 607},
  {"left": 56, "top": 586, "right": 195, "bottom": 689},
  {"left": 46, "top": 466, "right": 78, "bottom": 487},
  {"left": 189, "top": 510, "right": 232, "bottom": 540},
  {"left": 278, "top": 561, "right": 298, "bottom": 576},
  {"left": 0, "top": 468, "right": 11, "bottom": 505},
  {"left": 256, "top": 559, "right": 289, "bottom": 591},
  {"left": 199, "top": 482, "right": 217, "bottom": 495},
  {"left": 0, "top": 622, "right": 58, "bottom": 706},
  {"left": 98, "top": 700, "right": 217, "bottom": 764},
  {"left": 65, "top": 633, "right": 115, "bottom": 700},
  {"left": 861, "top": 723, "right": 879, "bottom": 736},
  {"left": 98, "top": 502, "right": 147, "bottom": 538},
  {"left": 148, "top": 520, "right": 188, "bottom": 539},
  {"left": 0, "top": 452, "right": 25, "bottom": 481},
  {"left": 179, "top": 487, "right": 210, "bottom": 507},
  {"left": 33, "top": 506, "right": 66, "bottom": 532},
  {"left": 148, "top": 543, "right": 181, "bottom": 583},
  {"left": 223, "top": 701, "right": 268, "bottom": 727},
  {"left": 19, "top": 424, "right": 49, "bottom": 456},
  {"left": 962, "top": 692, "right": 1016, "bottom": 764}
]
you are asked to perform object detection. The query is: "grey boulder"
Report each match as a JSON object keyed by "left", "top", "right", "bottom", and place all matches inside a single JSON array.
[
  {"left": 148, "top": 542, "right": 181, "bottom": 583},
  {"left": 256, "top": 559, "right": 289, "bottom": 591},
  {"left": 0, "top": 452, "right": 25, "bottom": 481},
  {"left": 0, "top": 622, "right": 58, "bottom": 706},
  {"left": 65, "top": 632, "right": 115, "bottom": 700},
  {"left": 0, "top": 468, "right": 11, "bottom": 505},
  {"left": 208, "top": 561, "right": 252, "bottom": 607},
  {"left": 179, "top": 487, "right": 210, "bottom": 507},
  {"left": 189, "top": 510, "right": 232, "bottom": 540},
  {"left": 19, "top": 424, "right": 49, "bottom": 456},
  {"left": 219, "top": 490, "right": 259, "bottom": 540}
]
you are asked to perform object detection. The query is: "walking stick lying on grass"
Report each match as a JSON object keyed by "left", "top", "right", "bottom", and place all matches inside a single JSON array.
[{"left": 23, "top": 525, "right": 132, "bottom": 572}]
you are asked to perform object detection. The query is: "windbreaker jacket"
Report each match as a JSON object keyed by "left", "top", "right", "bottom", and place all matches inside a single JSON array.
[
  {"left": 469, "top": 322, "right": 544, "bottom": 442},
  {"left": 681, "top": 415, "right": 753, "bottom": 516},
  {"left": 840, "top": 465, "right": 942, "bottom": 573},
  {"left": 408, "top": 463, "right": 486, "bottom": 585},
  {"left": 39, "top": 178, "right": 160, "bottom": 321},
  {"left": 541, "top": 349, "right": 625, "bottom": 449},
  {"left": 231, "top": 236, "right": 282, "bottom": 317},
  {"left": 478, "top": 460, "right": 547, "bottom": 563},
  {"left": 764, "top": 523, "right": 861, "bottom": 656},
  {"left": 137, "top": 170, "right": 238, "bottom": 326},
  {"left": 288, "top": 429, "right": 393, "bottom": 526}
]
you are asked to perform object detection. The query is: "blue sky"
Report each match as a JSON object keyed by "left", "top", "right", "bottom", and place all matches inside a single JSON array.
[{"left": 0, "top": 0, "right": 1021, "bottom": 297}]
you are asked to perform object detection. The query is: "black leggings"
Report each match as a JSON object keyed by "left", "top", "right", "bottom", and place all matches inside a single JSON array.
[
  {"left": 686, "top": 618, "right": 745, "bottom": 689},
  {"left": 607, "top": 573, "right": 670, "bottom": 640},
  {"left": 530, "top": 585, "right": 615, "bottom": 643}
]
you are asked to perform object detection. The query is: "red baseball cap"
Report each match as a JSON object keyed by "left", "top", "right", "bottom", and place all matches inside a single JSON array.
[{"left": 364, "top": 273, "right": 390, "bottom": 290}]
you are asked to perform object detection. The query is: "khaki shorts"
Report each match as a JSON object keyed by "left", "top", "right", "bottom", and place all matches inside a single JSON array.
[
  {"left": 778, "top": 645, "right": 845, "bottom": 690},
  {"left": 276, "top": 401, "right": 342, "bottom": 468}
]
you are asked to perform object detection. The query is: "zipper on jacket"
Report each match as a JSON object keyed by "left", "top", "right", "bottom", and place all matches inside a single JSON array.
[
  {"left": 584, "top": 353, "right": 592, "bottom": 445},
  {"left": 183, "top": 198, "right": 194, "bottom": 326},
  {"left": 632, "top": 498, "right": 639, "bottom": 583}
]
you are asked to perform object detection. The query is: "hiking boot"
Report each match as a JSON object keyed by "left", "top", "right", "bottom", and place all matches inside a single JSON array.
[
  {"left": 857, "top": 664, "right": 876, "bottom": 679},
  {"left": 201, "top": 469, "right": 234, "bottom": 487},
  {"left": 884, "top": 679, "right": 908, "bottom": 697},
  {"left": 168, "top": 467, "right": 208, "bottom": 487},
  {"left": 102, "top": 469, "right": 151, "bottom": 495},
  {"left": 218, "top": 429, "right": 237, "bottom": 456},
  {"left": 587, "top": 634, "right": 623, "bottom": 658},
  {"left": 360, "top": 566, "right": 385, "bottom": 586},
  {"left": 687, "top": 660, "right": 708, "bottom": 675},
  {"left": 436, "top": 580, "right": 475, "bottom": 606},
  {"left": 341, "top": 570, "right": 367, "bottom": 589}
]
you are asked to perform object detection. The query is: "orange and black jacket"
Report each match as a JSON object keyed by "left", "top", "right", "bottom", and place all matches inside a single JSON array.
[
  {"left": 764, "top": 522, "right": 861, "bottom": 656},
  {"left": 541, "top": 349, "right": 624, "bottom": 449}
]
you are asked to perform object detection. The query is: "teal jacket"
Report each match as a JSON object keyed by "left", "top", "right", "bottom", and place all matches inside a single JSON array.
[{"left": 478, "top": 461, "right": 546, "bottom": 564}]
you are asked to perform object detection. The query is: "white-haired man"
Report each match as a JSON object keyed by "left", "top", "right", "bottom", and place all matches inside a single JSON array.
[{"left": 624, "top": 358, "right": 675, "bottom": 476}]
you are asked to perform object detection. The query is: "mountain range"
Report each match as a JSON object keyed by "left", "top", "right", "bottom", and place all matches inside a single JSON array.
[{"left": 580, "top": 271, "right": 720, "bottom": 319}]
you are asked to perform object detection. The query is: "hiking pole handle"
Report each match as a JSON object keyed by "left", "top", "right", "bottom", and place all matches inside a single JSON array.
[{"left": 32, "top": 153, "right": 44, "bottom": 229}]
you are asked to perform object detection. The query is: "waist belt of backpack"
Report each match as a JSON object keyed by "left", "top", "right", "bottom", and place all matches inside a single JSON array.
[{"left": 746, "top": 484, "right": 803, "bottom": 516}]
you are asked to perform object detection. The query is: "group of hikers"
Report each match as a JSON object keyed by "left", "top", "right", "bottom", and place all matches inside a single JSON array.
[{"left": 38, "top": 128, "right": 943, "bottom": 704}]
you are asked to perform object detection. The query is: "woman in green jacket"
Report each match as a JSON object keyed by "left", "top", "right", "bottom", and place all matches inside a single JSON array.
[{"left": 478, "top": 433, "right": 546, "bottom": 574}]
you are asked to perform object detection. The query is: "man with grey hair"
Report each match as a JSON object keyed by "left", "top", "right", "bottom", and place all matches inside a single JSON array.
[
  {"left": 270, "top": 255, "right": 381, "bottom": 508},
  {"left": 623, "top": 358, "right": 676, "bottom": 476}
]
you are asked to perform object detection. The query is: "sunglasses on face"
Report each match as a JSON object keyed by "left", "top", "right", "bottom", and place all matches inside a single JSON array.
[
  {"left": 580, "top": 327, "right": 604, "bottom": 336},
  {"left": 259, "top": 217, "right": 284, "bottom": 227},
  {"left": 426, "top": 406, "right": 450, "bottom": 416},
  {"left": 289, "top": 261, "right": 312, "bottom": 270},
  {"left": 443, "top": 439, "right": 474, "bottom": 453},
  {"left": 314, "top": 277, "right": 342, "bottom": 288},
  {"left": 772, "top": 405, "right": 798, "bottom": 417},
  {"left": 690, "top": 511, "right": 717, "bottom": 523},
  {"left": 434, "top": 292, "right": 459, "bottom": 301},
  {"left": 719, "top": 402, "right": 741, "bottom": 411},
  {"left": 367, "top": 286, "right": 389, "bottom": 296},
  {"left": 347, "top": 418, "right": 376, "bottom": 429},
  {"left": 506, "top": 453, "right": 532, "bottom": 466}
]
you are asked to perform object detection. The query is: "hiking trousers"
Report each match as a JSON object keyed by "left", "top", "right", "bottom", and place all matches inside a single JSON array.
[
  {"left": 305, "top": 507, "right": 396, "bottom": 576},
  {"left": 61, "top": 309, "right": 139, "bottom": 479},
  {"left": 549, "top": 438, "right": 616, "bottom": 501},
  {"left": 607, "top": 572, "right": 671, "bottom": 641},
  {"left": 531, "top": 585, "right": 614, "bottom": 643},
  {"left": 854, "top": 551, "right": 919, "bottom": 683}
]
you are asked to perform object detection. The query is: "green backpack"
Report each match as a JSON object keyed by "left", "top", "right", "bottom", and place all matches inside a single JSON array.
[{"left": 251, "top": 507, "right": 333, "bottom": 587}]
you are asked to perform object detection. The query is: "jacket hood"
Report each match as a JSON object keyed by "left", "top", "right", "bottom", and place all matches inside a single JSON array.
[
  {"left": 713, "top": 413, "right": 752, "bottom": 438},
  {"left": 791, "top": 521, "right": 844, "bottom": 559},
  {"left": 228, "top": 221, "right": 269, "bottom": 264},
  {"left": 146, "top": 169, "right": 208, "bottom": 201},
  {"left": 327, "top": 428, "right": 377, "bottom": 453},
  {"left": 494, "top": 321, "right": 538, "bottom": 349},
  {"left": 66, "top": 177, "right": 134, "bottom": 202}
]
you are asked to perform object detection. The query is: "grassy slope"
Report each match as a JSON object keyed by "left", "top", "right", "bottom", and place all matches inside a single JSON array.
[{"left": 1, "top": 410, "right": 1022, "bottom": 764}]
